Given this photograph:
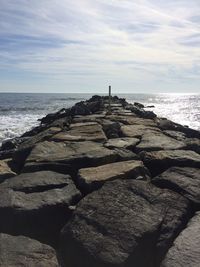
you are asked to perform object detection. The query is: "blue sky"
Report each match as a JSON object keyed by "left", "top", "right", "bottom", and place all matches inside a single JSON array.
[{"left": 0, "top": 0, "right": 200, "bottom": 93}]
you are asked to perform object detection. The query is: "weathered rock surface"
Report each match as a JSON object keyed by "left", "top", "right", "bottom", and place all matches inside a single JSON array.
[
  {"left": 161, "top": 212, "right": 200, "bottom": 267},
  {"left": 0, "top": 171, "right": 81, "bottom": 245},
  {"left": 135, "top": 132, "right": 187, "bottom": 152},
  {"left": 72, "top": 114, "right": 105, "bottom": 124},
  {"left": 101, "top": 119, "right": 121, "bottom": 138},
  {"left": 104, "top": 137, "right": 140, "bottom": 150},
  {"left": 68, "top": 122, "right": 107, "bottom": 142},
  {"left": 121, "top": 124, "right": 160, "bottom": 138},
  {"left": 141, "top": 150, "right": 200, "bottom": 176},
  {"left": 77, "top": 160, "right": 150, "bottom": 191},
  {"left": 113, "top": 147, "right": 139, "bottom": 161},
  {"left": 0, "top": 159, "right": 16, "bottom": 183},
  {"left": 60, "top": 180, "right": 191, "bottom": 267},
  {"left": 11, "top": 127, "right": 63, "bottom": 172},
  {"left": 185, "top": 138, "right": 200, "bottom": 154},
  {"left": 108, "top": 115, "right": 156, "bottom": 127},
  {"left": 157, "top": 118, "right": 200, "bottom": 138},
  {"left": 0, "top": 94, "right": 199, "bottom": 266},
  {"left": 0, "top": 233, "right": 59, "bottom": 267},
  {"left": 152, "top": 167, "right": 200, "bottom": 206},
  {"left": 23, "top": 141, "right": 118, "bottom": 173},
  {"left": 51, "top": 131, "right": 85, "bottom": 142},
  {"left": 163, "top": 130, "right": 186, "bottom": 141}
]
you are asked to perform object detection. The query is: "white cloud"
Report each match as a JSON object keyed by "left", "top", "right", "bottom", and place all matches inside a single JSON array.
[{"left": 0, "top": 0, "right": 200, "bottom": 92}]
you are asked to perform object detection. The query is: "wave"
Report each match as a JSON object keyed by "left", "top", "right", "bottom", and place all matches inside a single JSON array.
[
  {"left": 53, "top": 97, "right": 85, "bottom": 101},
  {"left": 0, "top": 107, "right": 46, "bottom": 112}
]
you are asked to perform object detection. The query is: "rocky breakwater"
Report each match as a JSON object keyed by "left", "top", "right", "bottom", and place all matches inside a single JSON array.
[{"left": 0, "top": 95, "right": 200, "bottom": 267}]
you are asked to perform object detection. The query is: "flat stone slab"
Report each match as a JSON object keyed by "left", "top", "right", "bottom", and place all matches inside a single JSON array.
[
  {"left": 163, "top": 130, "right": 186, "bottom": 141},
  {"left": 0, "top": 171, "right": 81, "bottom": 244},
  {"left": 51, "top": 132, "right": 84, "bottom": 141},
  {"left": 60, "top": 180, "right": 191, "bottom": 267},
  {"left": 104, "top": 137, "right": 140, "bottom": 150},
  {"left": 152, "top": 167, "right": 200, "bottom": 206},
  {"left": 61, "top": 122, "right": 107, "bottom": 142},
  {"left": 0, "top": 233, "right": 59, "bottom": 267},
  {"left": 24, "top": 141, "right": 118, "bottom": 172},
  {"left": 0, "top": 159, "right": 16, "bottom": 183},
  {"left": 161, "top": 212, "right": 200, "bottom": 267},
  {"left": 141, "top": 150, "right": 200, "bottom": 176},
  {"left": 107, "top": 115, "right": 157, "bottom": 126},
  {"left": 121, "top": 124, "right": 160, "bottom": 138},
  {"left": 72, "top": 114, "right": 105, "bottom": 123},
  {"left": 77, "top": 160, "right": 150, "bottom": 191},
  {"left": 185, "top": 138, "right": 200, "bottom": 154},
  {"left": 135, "top": 132, "right": 187, "bottom": 152}
]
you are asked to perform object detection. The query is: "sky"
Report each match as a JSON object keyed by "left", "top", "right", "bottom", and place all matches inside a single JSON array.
[{"left": 0, "top": 0, "right": 200, "bottom": 93}]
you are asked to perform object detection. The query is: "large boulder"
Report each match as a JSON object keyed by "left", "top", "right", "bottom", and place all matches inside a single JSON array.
[
  {"left": 156, "top": 118, "right": 200, "bottom": 138},
  {"left": 107, "top": 115, "right": 156, "bottom": 127},
  {"left": 0, "top": 159, "right": 16, "bottom": 183},
  {"left": 163, "top": 130, "right": 186, "bottom": 141},
  {"left": 135, "top": 132, "right": 187, "bottom": 152},
  {"left": 67, "top": 122, "right": 107, "bottom": 142},
  {"left": 185, "top": 138, "right": 200, "bottom": 154},
  {"left": 60, "top": 180, "right": 191, "bottom": 267},
  {"left": 72, "top": 114, "right": 105, "bottom": 124},
  {"left": 77, "top": 160, "right": 150, "bottom": 192},
  {"left": 152, "top": 167, "right": 200, "bottom": 207},
  {"left": 51, "top": 122, "right": 107, "bottom": 142},
  {"left": 0, "top": 233, "right": 59, "bottom": 267},
  {"left": 23, "top": 141, "right": 118, "bottom": 173},
  {"left": 101, "top": 119, "right": 121, "bottom": 139},
  {"left": 0, "top": 171, "right": 81, "bottom": 245},
  {"left": 161, "top": 212, "right": 200, "bottom": 267},
  {"left": 121, "top": 124, "right": 160, "bottom": 138},
  {"left": 12, "top": 127, "right": 62, "bottom": 172},
  {"left": 104, "top": 137, "right": 140, "bottom": 150},
  {"left": 141, "top": 150, "right": 200, "bottom": 176}
]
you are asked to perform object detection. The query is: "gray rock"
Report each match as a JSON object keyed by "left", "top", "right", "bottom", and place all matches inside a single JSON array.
[
  {"left": 0, "top": 159, "right": 16, "bottom": 183},
  {"left": 152, "top": 167, "right": 200, "bottom": 206},
  {"left": 12, "top": 127, "right": 62, "bottom": 172},
  {"left": 51, "top": 132, "right": 85, "bottom": 142},
  {"left": 107, "top": 115, "right": 157, "bottom": 127},
  {"left": 157, "top": 118, "right": 200, "bottom": 138},
  {"left": 67, "top": 122, "right": 107, "bottom": 142},
  {"left": 161, "top": 212, "right": 200, "bottom": 267},
  {"left": 0, "top": 233, "right": 59, "bottom": 267},
  {"left": 135, "top": 132, "right": 187, "bottom": 152},
  {"left": 23, "top": 141, "right": 118, "bottom": 173},
  {"left": 77, "top": 160, "right": 150, "bottom": 192},
  {"left": 141, "top": 150, "right": 200, "bottom": 176},
  {"left": 104, "top": 137, "right": 140, "bottom": 150},
  {"left": 72, "top": 114, "right": 105, "bottom": 124},
  {"left": 60, "top": 180, "right": 191, "bottom": 267},
  {"left": 121, "top": 124, "right": 160, "bottom": 138},
  {"left": 185, "top": 138, "right": 200, "bottom": 154},
  {"left": 101, "top": 119, "right": 121, "bottom": 139},
  {"left": 113, "top": 147, "right": 139, "bottom": 161},
  {"left": 0, "top": 171, "right": 81, "bottom": 245},
  {"left": 163, "top": 130, "right": 186, "bottom": 141}
]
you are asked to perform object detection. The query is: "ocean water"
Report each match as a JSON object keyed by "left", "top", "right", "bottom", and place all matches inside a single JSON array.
[{"left": 0, "top": 93, "right": 199, "bottom": 145}]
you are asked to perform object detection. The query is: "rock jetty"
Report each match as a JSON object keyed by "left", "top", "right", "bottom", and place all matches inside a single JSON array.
[{"left": 0, "top": 95, "right": 200, "bottom": 267}]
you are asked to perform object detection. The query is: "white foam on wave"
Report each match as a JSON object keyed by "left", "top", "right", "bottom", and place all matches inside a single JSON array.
[{"left": 0, "top": 114, "right": 40, "bottom": 145}]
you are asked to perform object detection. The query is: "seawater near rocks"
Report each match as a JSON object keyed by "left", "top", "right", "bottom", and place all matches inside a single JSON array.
[{"left": 0, "top": 95, "right": 199, "bottom": 267}]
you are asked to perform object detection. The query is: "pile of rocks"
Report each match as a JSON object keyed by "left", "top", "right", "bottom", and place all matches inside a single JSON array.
[{"left": 0, "top": 95, "right": 200, "bottom": 267}]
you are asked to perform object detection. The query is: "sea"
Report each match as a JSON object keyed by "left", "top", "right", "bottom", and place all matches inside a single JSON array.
[{"left": 0, "top": 93, "right": 199, "bottom": 145}]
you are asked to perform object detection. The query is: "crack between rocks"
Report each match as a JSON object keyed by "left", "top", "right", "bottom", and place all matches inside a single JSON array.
[{"left": 12, "top": 183, "right": 68, "bottom": 194}]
